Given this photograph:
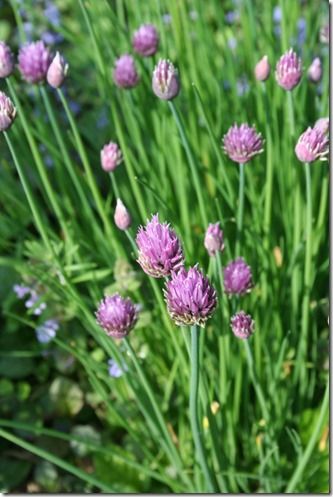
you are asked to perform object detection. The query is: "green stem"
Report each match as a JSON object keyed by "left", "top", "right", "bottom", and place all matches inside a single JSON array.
[
  {"left": 285, "top": 380, "right": 329, "bottom": 492},
  {"left": 243, "top": 340, "right": 269, "bottom": 421},
  {"left": 294, "top": 163, "right": 312, "bottom": 387},
  {"left": 236, "top": 162, "right": 245, "bottom": 256},
  {"left": 110, "top": 172, "right": 121, "bottom": 199},
  {"left": 287, "top": 91, "right": 295, "bottom": 138},
  {"left": 168, "top": 101, "right": 208, "bottom": 227},
  {"left": 190, "top": 325, "right": 217, "bottom": 492}
]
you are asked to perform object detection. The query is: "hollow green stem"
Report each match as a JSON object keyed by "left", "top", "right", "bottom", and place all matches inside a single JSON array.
[
  {"left": 190, "top": 325, "right": 217, "bottom": 492},
  {"left": 236, "top": 162, "right": 245, "bottom": 256},
  {"left": 168, "top": 101, "right": 208, "bottom": 227}
]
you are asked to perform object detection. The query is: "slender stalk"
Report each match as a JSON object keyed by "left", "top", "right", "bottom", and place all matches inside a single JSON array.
[
  {"left": 189, "top": 325, "right": 217, "bottom": 492},
  {"left": 285, "top": 380, "right": 329, "bottom": 492},
  {"left": 287, "top": 91, "right": 295, "bottom": 138},
  {"left": 168, "top": 101, "right": 208, "bottom": 227},
  {"left": 236, "top": 162, "right": 245, "bottom": 256},
  {"left": 110, "top": 172, "right": 121, "bottom": 199},
  {"left": 294, "top": 163, "right": 312, "bottom": 387}
]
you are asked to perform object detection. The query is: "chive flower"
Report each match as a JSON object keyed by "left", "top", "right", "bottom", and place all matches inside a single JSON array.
[
  {"left": 295, "top": 126, "right": 329, "bottom": 163},
  {"left": 223, "top": 258, "right": 253, "bottom": 295},
  {"left": 18, "top": 40, "right": 52, "bottom": 83},
  {"left": 152, "top": 59, "right": 180, "bottom": 100},
  {"left": 275, "top": 48, "right": 302, "bottom": 91},
  {"left": 47, "top": 51, "right": 68, "bottom": 88},
  {"left": 100, "top": 142, "right": 123, "bottom": 172},
  {"left": 204, "top": 222, "right": 225, "bottom": 257},
  {"left": 164, "top": 266, "right": 217, "bottom": 327},
  {"left": 133, "top": 24, "right": 159, "bottom": 57},
  {"left": 96, "top": 293, "right": 139, "bottom": 339},
  {"left": 136, "top": 214, "right": 184, "bottom": 278},
  {"left": 114, "top": 199, "right": 131, "bottom": 231},
  {"left": 230, "top": 311, "right": 254, "bottom": 339},
  {"left": 223, "top": 123, "right": 263, "bottom": 164},
  {"left": 314, "top": 117, "right": 329, "bottom": 135},
  {"left": 254, "top": 55, "right": 270, "bottom": 81},
  {"left": 0, "top": 91, "right": 16, "bottom": 131},
  {"left": 0, "top": 41, "right": 14, "bottom": 78},
  {"left": 307, "top": 57, "right": 322, "bottom": 83},
  {"left": 113, "top": 54, "right": 139, "bottom": 89}
]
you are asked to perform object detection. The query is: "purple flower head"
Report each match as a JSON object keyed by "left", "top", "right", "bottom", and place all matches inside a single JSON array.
[
  {"left": 100, "top": 142, "right": 123, "bottom": 172},
  {"left": 307, "top": 57, "right": 322, "bottom": 83},
  {"left": 136, "top": 214, "right": 184, "bottom": 278},
  {"left": 152, "top": 59, "right": 180, "bottom": 100},
  {"left": 114, "top": 198, "right": 131, "bottom": 231},
  {"left": 108, "top": 358, "right": 128, "bottom": 378},
  {"left": 224, "top": 258, "right": 253, "bottom": 295},
  {"left": 164, "top": 266, "right": 217, "bottom": 327},
  {"left": 275, "top": 48, "right": 302, "bottom": 91},
  {"left": 113, "top": 54, "right": 139, "bottom": 89},
  {"left": 18, "top": 40, "right": 52, "bottom": 83},
  {"left": 133, "top": 24, "right": 159, "bottom": 57},
  {"left": 0, "top": 91, "right": 16, "bottom": 131},
  {"left": 295, "top": 126, "right": 329, "bottom": 163},
  {"left": 35, "top": 319, "right": 59, "bottom": 344},
  {"left": 47, "top": 51, "right": 68, "bottom": 88},
  {"left": 230, "top": 311, "right": 254, "bottom": 339},
  {"left": 254, "top": 55, "right": 270, "bottom": 81},
  {"left": 223, "top": 123, "right": 263, "bottom": 164},
  {"left": 204, "top": 222, "right": 225, "bottom": 257},
  {"left": 96, "top": 293, "right": 139, "bottom": 339},
  {"left": 314, "top": 117, "right": 329, "bottom": 135},
  {"left": 0, "top": 42, "right": 14, "bottom": 78}
]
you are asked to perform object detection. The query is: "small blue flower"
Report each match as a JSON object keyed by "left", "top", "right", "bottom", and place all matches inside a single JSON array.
[
  {"left": 35, "top": 319, "right": 59, "bottom": 344},
  {"left": 13, "top": 283, "right": 31, "bottom": 299},
  {"left": 273, "top": 5, "right": 282, "bottom": 24},
  {"left": 107, "top": 358, "right": 128, "bottom": 378},
  {"left": 44, "top": 3, "right": 61, "bottom": 26}
]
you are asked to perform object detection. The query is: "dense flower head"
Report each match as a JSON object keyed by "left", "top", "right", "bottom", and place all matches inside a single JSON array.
[
  {"left": 47, "top": 51, "right": 68, "bottom": 88},
  {"left": 314, "top": 117, "right": 329, "bottom": 135},
  {"left": 114, "top": 198, "right": 131, "bottom": 230},
  {"left": 224, "top": 258, "right": 253, "bottom": 295},
  {"left": 164, "top": 266, "right": 217, "bottom": 327},
  {"left": 96, "top": 293, "right": 138, "bottom": 339},
  {"left": 0, "top": 41, "right": 14, "bottom": 78},
  {"left": 113, "top": 54, "right": 139, "bottom": 89},
  {"left": 204, "top": 222, "right": 225, "bottom": 256},
  {"left": 275, "top": 48, "right": 302, "bottom": 91},
  {"left": 18, "top": 40, "right": 52, "bottom": 83},
  {"left": 133, "top": 24, "right": 159, "bottom": 56},
  {"left": 152, "top": 59, "right": 180, "bottom": 100},
  {"left": 307, "top": 57, "right": 322, "bottom": 83},
  {"left": 0, "top": 91, "right": 16, "bottom": 131},
  {"left": 100, "top": 142, "right": 123, "bottom": 172},
  {"left": 295, "top": 126, "right": 329, "bottom": 163},
  {"left": 230, "top": 311, "right": 254, "bottom": 339},
  {"left": 136, "top": 214, "right": 184, "bottom": 278},
  {"left": 254, "top": 55, "right": 270, "bottom": 81},
  {"left": 223, "top": 123, "right": 263, "bottom": 164}
]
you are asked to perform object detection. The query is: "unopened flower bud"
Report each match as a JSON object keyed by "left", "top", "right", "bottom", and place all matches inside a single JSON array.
[
  {"left": 152, "top": 59, "right": 180, "bottom": 100},
  {"left": 47, "top": 51, "right": 68, "bottom": 88},
  {"left": 114, "top": 199, "right": 131, "bottom": 230},
  {"left": 0, "top": 41, "right": 14, "bottom": 78},
  {"left": 0, "top": 91, "right": 16, "bottom": 131},
  {"left": 254, "top": 55, "right": 270, "bottom": 81},
  {"left": 100, "top": 142, "right": 123, "bottom": 172},
  {"left": 307, "top": 57, "right": 322, "bottom": 83}
]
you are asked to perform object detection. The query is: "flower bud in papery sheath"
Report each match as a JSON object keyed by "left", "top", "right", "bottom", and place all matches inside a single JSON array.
[
  {"left": 275, "top": 48, "right": 302, "bottom": 91},
  {"left": 230, "top": 311, "right": 254, "bottom": 339},
  {"left": 100, "top": 142, "right": 123, "bottom": 172},
  {"left": 223, "top": 123, "right": 263, "bottom": 164},
  {"left": 0, "top": 41, "right": 14, "bottom": 78},
  {"left": 136, "top": 214, "right": 184, "bottom": 278},
  {"left": 314, "top": 117, "right": 329, "bottom": 135},
  {"left": 164, "top": 266, "right": 217, "bottom": 327},
  {"left": 113, "top": 54, "right": 139, "bottom": 89},
  {"left": 18, "top": 40, "right": 52, "bottom": 83},
  {"left": 254, "top": 55, "right": 270, "bottom": 81},
  {"left": 133, "top": 24, "right": 159, "bottom": 57},
  {"left": 204, "top": 222, "right": 225, "bottom": 257},
  {"left": 307, "top": 57, "right": 322, "bottom": 83},
  {"left": 96, "top": 293, "right": 139, "bottom": 339},
  {"left": 0, "top": 91, "right": 16, "bottom": 131},
  {"left": 223, "top": 258, "right": 253, "bottom": 296},
  {"left": 114, "top": 199, "right": 131, "bottom": 231},
  {"left": 47, "top": 51, "right": 68, "bottom": 88},
  {"left": 152, "top": 59, "right": 180, "bottom": 100},
  {"left": 295, "top": 126, "right": 329, "bottom": 163}
]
